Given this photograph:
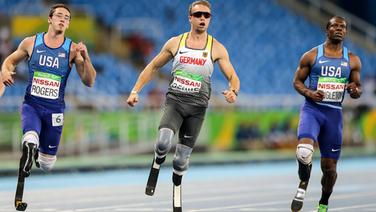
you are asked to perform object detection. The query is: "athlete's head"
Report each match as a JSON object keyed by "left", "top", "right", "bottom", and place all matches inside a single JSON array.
[
  {"left": 188, "top": 0, "right": 211, "bottom": 34},
  {"left": 326, "top": 16, "right": 347, "bottom": 43},
  {"left": 48, "top": 4, "right": 71, "bottom": 34}
]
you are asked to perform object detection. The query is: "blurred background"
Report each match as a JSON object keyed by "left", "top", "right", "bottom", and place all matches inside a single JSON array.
[{"left": 0, "top": 0, "right": 376, "bottom": 174}]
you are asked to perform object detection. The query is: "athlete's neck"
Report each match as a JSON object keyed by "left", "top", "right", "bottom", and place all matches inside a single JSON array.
[
  {"left": 189, "top": 30, "right": 208, "bottom": 41},
  {"left": 187, "top": 31, "right": 207, "bottom": 49},
  {"left": 323, "top": 41, "right": 343, "bottom": 58},
  {"left": 45, "top": 30, "right": 65, "bottom": 48},
  {"left": 324, "top": 40, "right": 342, "bottom": 51}
]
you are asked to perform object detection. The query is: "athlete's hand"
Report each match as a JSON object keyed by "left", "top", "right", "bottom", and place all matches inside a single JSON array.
[
  {"left": 346, "top": 82, "right": 361, "bottom": 98},
  {"left": 222, "top": 90, "right": 237, "bottom": 103},
  {"left": 76, "top": 42, "right": 89, "bottom": 60},
  {"left": 307, "top": 90, "right": 324, "bottom": 102},
  {"left": 126, "top": 92, "right": 139, "bottom": 107},
  {"left": 1, "top": 70, "right": 15, "bottom": 86}
]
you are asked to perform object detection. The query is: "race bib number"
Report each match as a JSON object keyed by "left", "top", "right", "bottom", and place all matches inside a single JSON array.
[
  {"left": 31, "top": 71, "right": 61, "bottom": 99},
  {"left": 170, "top": 70, "right": 203, "bottom": 93},
  {"left": 52, "top": 113, "right": 64, "bottom": 127},
  {"left": 317, "top": 77, "right": 347, "bottom": 102}
]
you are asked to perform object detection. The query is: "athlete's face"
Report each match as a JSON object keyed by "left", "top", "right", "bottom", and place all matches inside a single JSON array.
[
  {"left": 326, "top": 18, "right": 347, "bottom": 43},
  {"left": 189, "top": 4, "right": 211, "bottom": 33},
  {"left": 48, "top": 7, "right": 71, "bottom": 34}
]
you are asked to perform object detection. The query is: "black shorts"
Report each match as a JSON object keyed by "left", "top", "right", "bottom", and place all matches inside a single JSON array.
[{"left": 159, "top": 98, "right": 206, "bottom": 148}]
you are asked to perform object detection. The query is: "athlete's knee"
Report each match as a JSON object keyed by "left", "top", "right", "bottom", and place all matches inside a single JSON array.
[
  {"left": 296, "top": 143, "right": 314, "bottom": 182},
  {"left": 22, "top": 131, "right": 39, "bottom": 147},
  {"left": 296, "top": 143, "right": 314, "bottom": 165},
  {"left": 173, "top": 144, "right": 193, "bottom": 175},
  {"left": 155, "top": 128, "right": 174, "bottom": 157},
  {"left": 321, "top": 162, "right": 337, "bottom": 178},
  {"left": 38, "top": 152, "right": 57, "bottom": 172}
]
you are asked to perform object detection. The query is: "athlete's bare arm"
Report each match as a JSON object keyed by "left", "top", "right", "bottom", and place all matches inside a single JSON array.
[
  {"left": 346, "top": 53, "right": 362, "bottom": 98},
  {"left": 212, "top": 39, "right": 240, "bottom": 103},
  {"left": 0, "top": 73, "right": 4, "bottom": 97},
  {"left": 72, "top": 42, "right": 96, "bottom": 87},
  {"left": 293, "top": 48, "right": 324, "bottom": 102},
  {"left": 126, "top": 36, "right": 180, "bottom": 107},
  {"left": 1, "top": 37, "right": 34, "bottom": 87}
]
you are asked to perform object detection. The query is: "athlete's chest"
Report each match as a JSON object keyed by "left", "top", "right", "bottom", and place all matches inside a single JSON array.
[
  {"left": 30, "top": 47, "right": 69, "bottom": 71},
  {"left": 175, "top": 49, "right": 210, "bottom": 67},
  {"left": 313, "top": 57, "right": 350, "bottom": 78}
]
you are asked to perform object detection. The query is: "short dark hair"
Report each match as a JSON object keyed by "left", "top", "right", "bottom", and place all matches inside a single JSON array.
[
  {"left": 49, "top": 4, "right": 71, "bottom": 18},
  {"left": 326, "top": 16, "right": 347, "bottom": 30},
  {"left": 188, "top": 0, "right": 211, "bottom": 15}
]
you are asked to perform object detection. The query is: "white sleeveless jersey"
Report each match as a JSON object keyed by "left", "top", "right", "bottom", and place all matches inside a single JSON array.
[{"left": 167, "top": 32, "right": 214, "bottom": 107}]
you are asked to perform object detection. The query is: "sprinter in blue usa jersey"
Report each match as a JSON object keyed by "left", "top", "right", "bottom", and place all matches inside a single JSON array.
[
  {"left": 1, "top": 4, "right": 96, "bottom": 210},
  {"left": 291, "top": 16, "right": 361, "bottom": 212}
]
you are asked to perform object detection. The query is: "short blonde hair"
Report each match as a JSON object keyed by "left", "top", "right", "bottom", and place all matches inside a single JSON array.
[{"left": 188, "top": 0, "right": 211, "bottom": 15}]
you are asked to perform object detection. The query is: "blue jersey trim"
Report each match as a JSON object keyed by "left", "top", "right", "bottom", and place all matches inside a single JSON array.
[
  {"left": 343, "top": 46, "right": 349, "bottom": 61},
  {"left": 317, "top": 44, "right": 323, "bottom": 58},
  {"left": 35, "top": 33, "right": 43, "bottom": 47},
  {"left": 62, "top": 38, "right": 71, "bottom": 52}
]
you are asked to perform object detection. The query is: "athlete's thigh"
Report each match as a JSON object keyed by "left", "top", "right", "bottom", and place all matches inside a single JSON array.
[
  {"left": 318, "top": 109, "right": 343, "bottom": 160},
  {"left": 39, "top": 109, "right": 64, "bottom": 155},
  {"left": 297, "top": 105, "right": 321, "bottom": 142},
  {"left": 159, "top": 99, "right": 184, "bottom": 134},
  {"left": 178, "top": 106, "right": 206, "bottom": 148},
  {"left": 21, "top": 102, "right": 42, "bottom": 135}
]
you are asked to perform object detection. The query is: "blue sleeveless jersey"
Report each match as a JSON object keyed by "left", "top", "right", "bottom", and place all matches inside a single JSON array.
[
  {"left": 25, "top": 32, "right": 72, "bottom": 109},
  {"left": 307, "top": 44, "right": 351, "bottom": 109}
]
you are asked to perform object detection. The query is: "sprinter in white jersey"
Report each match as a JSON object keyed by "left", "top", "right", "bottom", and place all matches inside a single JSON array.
[{"left": 126, "top": 1, "right": 240, "bottom": 211}]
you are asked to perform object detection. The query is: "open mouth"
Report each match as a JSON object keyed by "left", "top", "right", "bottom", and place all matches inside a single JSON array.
[{"left": 199, "top": 22, "right": 205, "bottom": 27}]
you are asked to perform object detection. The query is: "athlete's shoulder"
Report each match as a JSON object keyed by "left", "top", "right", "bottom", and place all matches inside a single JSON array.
[
  {"left": 21, "top": 36, "right": 36, "bottom": 47},
  {"left": 212, "top": 36, "right": 223, "bottom": 48},
  {"left": 212, "top": 37, "right": 227, "bottom": 53},
  {"left": 167, "top": 34, "right": 182, "bottom": 45},
  {"left": 348, "top": 51, "right": 362, "bottom": 70},
  {"left": 16, "top": 36, "right": 36, "bottom": 55},
  {"left": 295, "top": 46, "right": 317, "bottom": 68},
  {"left": 348, "top": 51, "right": 360, "bottom": 60},
  {"left": 211, "top": 37, "right": 229, "bottom": 62},
  {"left": 301, "top": 46, "right": 317, "bottom": 63},
  {"left": 306, "top": 46, "right": 318, "bottom": 57},
  {"left": 162, "top": 35, "right": 182, "bottom": 55}
]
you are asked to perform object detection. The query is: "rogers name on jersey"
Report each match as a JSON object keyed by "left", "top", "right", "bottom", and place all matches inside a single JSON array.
[{"left": 31, "top": 85, "right": 59, "bottom": 98}]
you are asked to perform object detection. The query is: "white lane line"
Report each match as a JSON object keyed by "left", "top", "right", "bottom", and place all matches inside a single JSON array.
[
  {"left": 115, "top": 208, "right": 170, "bottom": 211},
  {"left": 240, "top": 208, "right": 291, "bottom": 211},
  {"left": 74, "top": 188, "right": 290, "bottom": 211},
  {"left": 329, "top": 203, "right": 376, "bottom": 211},
  {"left": 188, "top": 191, "right": 376, "bottom": 211}
]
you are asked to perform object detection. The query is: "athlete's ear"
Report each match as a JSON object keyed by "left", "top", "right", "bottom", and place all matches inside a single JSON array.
[{"left": 47, "top": 17, "right": 52, "bottom": 24}]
